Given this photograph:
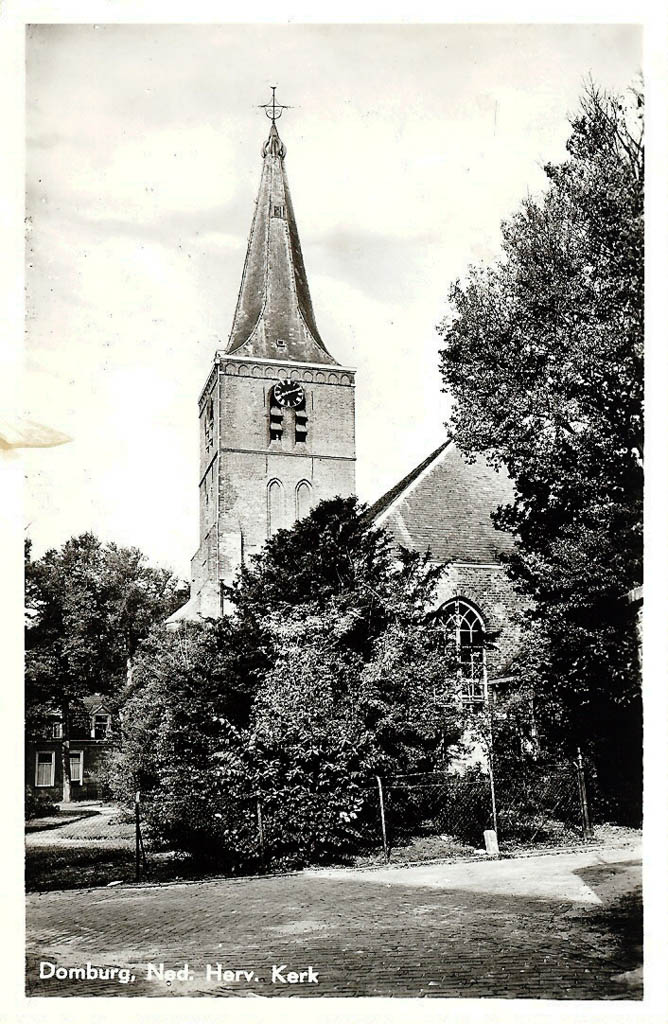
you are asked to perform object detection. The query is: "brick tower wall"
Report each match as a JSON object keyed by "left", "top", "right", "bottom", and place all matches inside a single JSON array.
[{"left": 190, "top": 355, "right": 356, "bottom": 613}]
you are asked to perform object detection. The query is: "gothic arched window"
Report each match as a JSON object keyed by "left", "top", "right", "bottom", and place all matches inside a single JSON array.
[
  {"left": 438, "top": 598, "right": 487, "bottom": 703},
  {"left": 295, "top": 480, "right": 313, "bottom": 520},
  {"left": 267, "top": 479, "right": 285, "bottom": 538}
]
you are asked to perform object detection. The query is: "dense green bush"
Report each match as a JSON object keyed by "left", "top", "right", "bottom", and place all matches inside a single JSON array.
[{"left": 25, "top": 786, "right": 59, "bottom": 820}]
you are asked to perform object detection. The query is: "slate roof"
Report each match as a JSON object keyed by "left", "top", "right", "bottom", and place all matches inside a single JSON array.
[
  {"left": 225, "top": 123, "right": 336, "bottom": 365},
  {"left": 368, "top": 439, "right": 516, "bottom": 564}
]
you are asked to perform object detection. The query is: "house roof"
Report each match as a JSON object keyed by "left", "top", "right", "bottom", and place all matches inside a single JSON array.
[
  {"left": 225, "top": 123, "right": 336, "bottom": 366},
  {"left": 368, "top": 439, "right": 516, "bottom": 564},
  {"left": 81, "top": 694, "right": 110, "bottom": 714}
]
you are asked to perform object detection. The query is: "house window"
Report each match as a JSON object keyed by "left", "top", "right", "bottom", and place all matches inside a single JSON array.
[
  {"left": 438, "top": 598, "right": 487, "bottom": 703},
  {"left": 35, "top": 751, "right": 55, "bottom": 788},
  {"left": 51, "top": 722, "right": 63, "bottom": 739},
  {"left": 92, "top": 713, "right": 111, "bottom": 739},
  {"left": 69, "top": 751, "right": 83, "bottom": 784}
]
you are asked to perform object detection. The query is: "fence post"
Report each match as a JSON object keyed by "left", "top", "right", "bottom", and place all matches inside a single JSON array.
[
  {"left": 376, "top": 775, "right": 389, "bottom": 864},
  {"left": 488, "top": 769, "right": 499, "bottom": 839},
  {"left": 485, "top": 684, "right": 499, "bottom": 839},
  {"left": 575, "top": 748, "right": 594, "bottom": 840},
  {"left": 256, "top": 795, "right": 265, "bottom": 865},
  {"left": 135, "top": 790, "right": 141, "bottom": 882}
]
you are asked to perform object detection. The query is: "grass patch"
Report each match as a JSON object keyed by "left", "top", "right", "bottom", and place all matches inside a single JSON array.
[
  {"left": 26, "top": 845, "right": 137, "bottom": 892},
  {"left": 25, "top": 844, "right": 219, "bottom": 891}
]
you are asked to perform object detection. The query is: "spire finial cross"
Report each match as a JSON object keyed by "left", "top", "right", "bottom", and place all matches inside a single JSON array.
[{"left": 258, "top": 86, "right": 291, "bottom": 126}]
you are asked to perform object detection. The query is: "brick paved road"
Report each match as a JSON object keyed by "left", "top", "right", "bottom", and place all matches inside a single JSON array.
[{"left": 25, "top": 844, "right": 641, "bottom": 999}]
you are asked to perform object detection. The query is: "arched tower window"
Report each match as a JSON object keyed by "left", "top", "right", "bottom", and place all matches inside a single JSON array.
[
  {"left": 438, "top": 598, "right": 487, "bottom": 703},
  {"left": 295, "top": 480, "right": 313, "bottom": 520},
  {"left": 267, "top": 479, "right": 285, "bottom": 538}
]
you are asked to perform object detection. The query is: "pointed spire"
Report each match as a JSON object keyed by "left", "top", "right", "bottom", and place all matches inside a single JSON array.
[
  {"left": 224, "top": 110, "right": 336, "bottom": 365},
  {"left": 262, "top": 122, "right": 286, "bottom": 160}
]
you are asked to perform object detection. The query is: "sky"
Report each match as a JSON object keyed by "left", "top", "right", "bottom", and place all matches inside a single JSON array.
[{"left": 24, "top": 23, "right": 642, "bottom": 580}]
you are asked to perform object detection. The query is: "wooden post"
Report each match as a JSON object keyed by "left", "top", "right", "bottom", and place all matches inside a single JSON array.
[
  {"left": 488, "top": 761, "right": 499, "bottom": 839},
  {"left": 576, "top": 748, "right": 593, "bottom": 840},
  {"left": 60, "top": 701, "right": 71, "bottom": 804},
  {"left": 376, "top": 775, "right": 389, "bottom": 864},
  {"left": 256, "top": 796, "right": 265, "bottom": 864},
  {"left": 485, "top": 667, "right": 499, "bottom": 838},
  {"left": 135, "top": 791, "right": 141, "bottom": 882}
]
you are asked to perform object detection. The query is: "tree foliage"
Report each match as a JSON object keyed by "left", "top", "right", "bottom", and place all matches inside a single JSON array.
[
  {"left": 437, "top": 82, "right": 643, "bottom": 811},
  {"left": 25, "top": 533, "right": 188, "bottom": 798},
  {"left": 227, "top": 496, "right": 414, "bottom": 654}
]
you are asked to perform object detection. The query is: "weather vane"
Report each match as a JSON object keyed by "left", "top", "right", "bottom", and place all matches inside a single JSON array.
[{"left": 258, "top": 86, "right": 291, "bottom": 125}]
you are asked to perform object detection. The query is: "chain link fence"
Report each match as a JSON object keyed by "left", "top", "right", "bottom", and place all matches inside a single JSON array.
[
  {"left": 380, "top": 772, "right": 491, "bottom": 853},
  {"left": 494, "top": 762, "right": 588, "bottom": 848},
  {"left": 130, "top": 756, "right": 593, "bottom": 878},
  {"left": 377, "top": 760, "right": 590, "bottom": 863},
  {"left": 26, "top": 755, "right": 598, "bottom": 889}
]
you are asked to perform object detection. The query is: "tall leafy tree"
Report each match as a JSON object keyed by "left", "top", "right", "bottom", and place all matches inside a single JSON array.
[
  {"left": 437, "top": 82, "right": 643, "bottom": 814},
  {"left": 228, "top": 495, "right": 445, "bottom": 658},
  {"left": 25, "top": 533, "right": 188, "bottom": 801}
]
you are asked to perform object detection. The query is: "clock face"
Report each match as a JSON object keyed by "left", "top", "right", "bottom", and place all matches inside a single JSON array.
[{"left": 273, "top": 380, "right": 305, "bottom": 408}]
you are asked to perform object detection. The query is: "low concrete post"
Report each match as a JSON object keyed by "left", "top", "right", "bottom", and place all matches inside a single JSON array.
[{"left": 483, "top": 828, "right": 499, "bottom": 857}]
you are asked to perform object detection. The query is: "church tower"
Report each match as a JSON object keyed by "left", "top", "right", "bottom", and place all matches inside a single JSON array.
[{"left": 183, "top": 97, "right": 356, "bottom": 619}]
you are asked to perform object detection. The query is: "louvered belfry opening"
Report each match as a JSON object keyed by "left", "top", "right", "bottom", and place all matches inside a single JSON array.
[
  {"left": 269, "top": 387, "right": 284, "bottom": 442},
  {"left": 294, "top": 397, "right": 308, "bottom": 443}
]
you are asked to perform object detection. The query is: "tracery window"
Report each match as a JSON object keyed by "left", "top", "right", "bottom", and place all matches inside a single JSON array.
[{"left": 438, "top": 598, "right": 487, "bottom": 703}]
